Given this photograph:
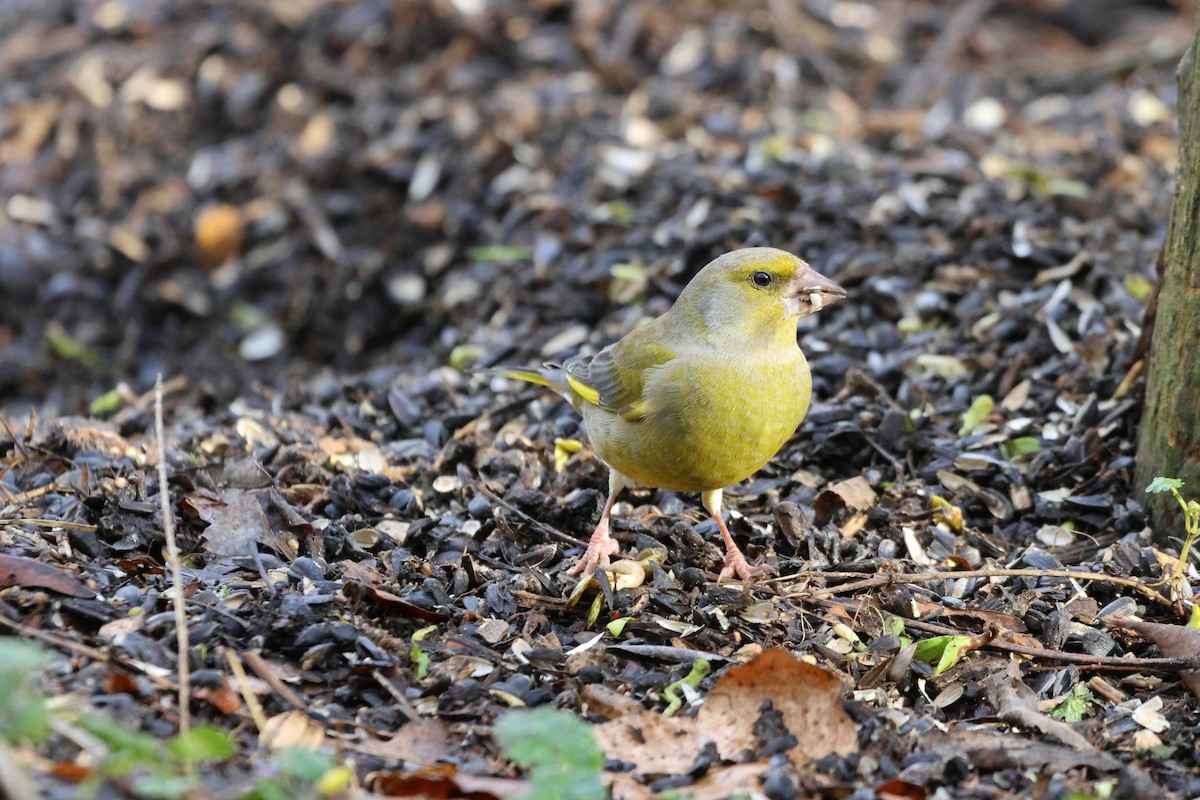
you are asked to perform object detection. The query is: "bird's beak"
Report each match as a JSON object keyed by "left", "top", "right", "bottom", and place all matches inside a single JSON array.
[{"left": 784, "top": 266, "right": 847, "bottom": 317}]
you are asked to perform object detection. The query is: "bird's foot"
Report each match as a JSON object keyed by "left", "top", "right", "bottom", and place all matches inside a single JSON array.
[
  {"left": 717, "top": 548, "right": 777, "bottom": 583},
  {"left": 565, "top": 525, "right": 621, "bottom": 577}
]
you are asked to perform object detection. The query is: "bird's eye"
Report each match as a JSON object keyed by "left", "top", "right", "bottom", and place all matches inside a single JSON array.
[{"left": 751, "top": 271, "right": 773, "bottom": 288}]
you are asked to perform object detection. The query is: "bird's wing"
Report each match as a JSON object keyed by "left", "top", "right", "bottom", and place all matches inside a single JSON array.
[{"left": 563, "top": 329, "right": 675, "bottom": 422}]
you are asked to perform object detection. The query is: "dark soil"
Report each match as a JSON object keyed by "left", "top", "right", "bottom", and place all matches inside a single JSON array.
[{"left": 2, "top": 1, "right": 1199, "bottom": 798}]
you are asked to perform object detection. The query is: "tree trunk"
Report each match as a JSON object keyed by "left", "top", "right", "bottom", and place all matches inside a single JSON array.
[{"left": 1136, "top": 29, "right": 1200, "bottom": 535}]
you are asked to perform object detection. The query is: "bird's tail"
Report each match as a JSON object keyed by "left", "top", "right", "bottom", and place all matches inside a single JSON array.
[{"left": 481, "top": 364, "right": 571, "bottom": 399}]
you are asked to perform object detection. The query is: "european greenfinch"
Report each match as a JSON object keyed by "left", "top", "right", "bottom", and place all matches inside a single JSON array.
[{"left": 493, "top": 247, "right": 846, "bottom": 581}]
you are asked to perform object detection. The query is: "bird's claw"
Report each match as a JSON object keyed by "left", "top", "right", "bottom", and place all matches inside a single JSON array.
[
  {"left": 565, "top": 530, "right": 621, "bottom": 577},
  {"left": 717, "top": 550, "right": 776, "bottom": 583}
]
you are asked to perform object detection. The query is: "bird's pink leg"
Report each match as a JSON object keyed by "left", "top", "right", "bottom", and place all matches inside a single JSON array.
[
  {"left": 703, "top": 489, "right": 775, "bottom": 583},
  {"left": 566, "top": 472, "right": 625, "bottom": 576}
]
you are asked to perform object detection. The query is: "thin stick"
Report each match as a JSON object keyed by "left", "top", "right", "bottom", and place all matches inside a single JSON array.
[
  {"left": 223, "top": 648, "right": 267, "bottom": 732},
  {"left": 813, "top": 597, "right": 1199, "bottom": 672},
  {"left": 896, "top": 0, "right": 996, "bottom": 108},
  {"left": 479, "top": 485, "right": 587, "bottom": 547},
  {"left": 2, "top": 519, "right": 99, "bottom": 532},
  {"left": 784, "top": 567, "right": 1175, "bottom": 609},
  {"left": 0, "top": 615, "right": 110, "bottom": 664},
  {"left": 156, "top": 374, "right": 190, "bottom": 735},
  {"left": 242, "top": 650, "right": 308, "bottom": 711},
  {"left": 0, "top": 615, "right": 176, "bottom": 689},
  {"left": 0, "top": 739, "right": 41, "bottom": 800}
]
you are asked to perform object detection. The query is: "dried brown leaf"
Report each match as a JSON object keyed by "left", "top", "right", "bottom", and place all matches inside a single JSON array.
[
  {"left": 595, "top": 649, "right": 857, "bottom": 796},
  {"left": 367, "top": 764, "right": 520, "bottom": 799},
  {"left": 260, "top": 710, "right": 325, "bottom": 752},
  {"left": 1110, "top": 618, "right": 1200, "bottom": 701},
  {"left": 200, "top": 493, "right": 270, "bottom": 557},
  {"left": 984, "top": 667, "right": 1093, "bottom": 750},
  {"left": 349, "top": 718, "right": 454, "bottom": 766},
  {"left": 812, "top": 476, "right": 877, "bottom": 524},
  {"left": 0, "top": 553, "right": 93, "bottom": 598}
]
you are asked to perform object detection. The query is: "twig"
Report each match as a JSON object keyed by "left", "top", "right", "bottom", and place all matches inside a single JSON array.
[
  {"left": 223, "top": 648, "right": 268, "bottom": 732},
  {"left": 0, "top": 615, "right": 110, "bottom": 664},
  {"left": 371, "top": 669, "right": 422, "bottom": 723},
  {"left": 0, "top": 412, "right": 30, "bottom": 458},
  {"left": 0, "top": 739, "right": 41, "bottom": 800},
  {"left": 478, "top": 485, "right": 587, "bottom": 547},
  {"left": 112, "top": 375, "right": 187, "bottom": 426},
  {"left": 0, "top": 485, "right": 56, "bottom": 509},
  {"left": 156, "top": 374, "right": 190, "bottom": 735},
  {"left": 812, "top": 597, "right": 1198, "bottom": 671},
  {"left": 785, "top": 567, "right": 1175, "bottom": 609},
  {"left": 0, "top": 615, "right": 174, "bottom": 688},
  {"left": 1, "top": 518, "right": 99, "bottom": 531},
  {"left": 242, "top": 650, "right": 309, "bottom": 711},
  {"left": 897, "top": 0, "right": 997, "bottom": 108}
]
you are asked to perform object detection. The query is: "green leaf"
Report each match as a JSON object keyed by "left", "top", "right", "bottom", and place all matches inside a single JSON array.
[
  {"left": 235, "top": 779, "right": 297, "bottom": 800},
  {"left": 448, "top": 344, "right": 484, "bottom": 371},
  {"left": 78, "top": 714, "right": 164, "bottom": 764},
  {"left": 959, "top": 394, "right": 994, "bottom": 437},
  {"left": 609, "top": 262, "right": 650, "bottom": 303},
  {"left": 274, "top": 748, "right": 337, "bottom": 784},
  {"left": 933, "top": 637, "right": 971, "bottom": 677},
  {"left": 89, "top": 386, "right": 127, "bottom": 415},
  {"left": 593, "top": 200, "right": 633, "bottom": 224},
  {"left": 1001, "top": 437, "right": 1041, "bottom": 460},
  {"left": 466, "top": 245, "right": 531, "bottom": 262},
  {"left": 45, "top": 321, "right": 101, "bottom": 369},
  {"left": 1049, "top": 683, "right": 1093, "bottom": 723},
  {"left": 913, "top": 634, "right": 973, "bottom": 676},
  {"left": 495, "top": 707, "right": 605, "bottom": 800},
  {"left": 1123, "top": 273, "right": 1154, "bottom": 303},
  {"left": 0, "top": 641, "right": 51, "bottom": 744},
  {"left": 1003, "top": 164, "right": 1046, "bottom": 188},
  {"left": 1146, "top": 476, "right": 1184, "bottom": 494},
  {"left": 1045, "top": 178, "right": 1089, "bottom": 198},
  {"left": 131, "top": 774, "right": 198, "bottom": 799},
  {"left": 314, "top": 765, "right": 355, "bottom": 795},
  {"left": 661, "top": 659, "right": 710, "bottom": 717},
  {"left": 882, "top": 616, "right": 907, "bottom": 641},
  {"left": 605, "top": 617, "right": 631, "bottom": 637},
  {"left": 410, "top": 624, "right": 437, "bottom": 681},
  {"left": 1187, "top": 604, "right": 1200, "bottom": 629},
  {"left": 168, "top": 724, "right": 236, "bottom": 765},
  {"left": 586, "top": 592, "right": 604, "bottom": 627}
]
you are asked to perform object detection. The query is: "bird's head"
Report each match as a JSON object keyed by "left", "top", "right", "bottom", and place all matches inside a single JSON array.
[{"left": 675, "top": 247, "right": 847, "bottom": 340}]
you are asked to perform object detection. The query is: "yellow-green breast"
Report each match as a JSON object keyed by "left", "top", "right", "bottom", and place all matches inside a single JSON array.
[{"left": 582, "top": 341, "right": 811, "bottom": 493}]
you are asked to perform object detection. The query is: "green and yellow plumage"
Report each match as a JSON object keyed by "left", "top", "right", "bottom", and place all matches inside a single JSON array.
[{"left": 490, "top": 247, "right": 846, "bottom": 581}]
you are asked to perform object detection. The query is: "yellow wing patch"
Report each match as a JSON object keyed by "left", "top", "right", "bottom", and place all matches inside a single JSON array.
[
  {"left": 618, "top": 401, "right": 647, "bottom": 422},
  {"left": 566, "top": 375, "right": 601, "bottom": 406}
]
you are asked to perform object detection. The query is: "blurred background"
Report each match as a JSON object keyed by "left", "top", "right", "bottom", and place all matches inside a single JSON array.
[{"left": 0, "top": 0, "right": 1191, "bottom": 414}]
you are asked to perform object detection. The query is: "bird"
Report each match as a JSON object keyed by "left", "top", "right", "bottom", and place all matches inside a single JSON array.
[{"left": 490, "top": 247, "right": 846, "bottom": 581}]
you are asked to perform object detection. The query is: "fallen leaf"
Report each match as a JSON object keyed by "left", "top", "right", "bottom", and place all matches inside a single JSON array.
[
  {"left": 368, "top": 763, "right": 522, "bottom": 798},
  {"left": 877, "top": 778, "right": 930, "bottom": 799},
  {"left": 1108, "top": 618, "right": 1200, "bottom": 701},
  {"left": 348, "top": 718, "right": 454, "bottom": 766},
  {"left": 813, "top": 476, "right": 877, "bottom": 524},
  {"left": 594, "top": 649, "right": 857, "bottom": 797},
  {"left": 260, "top": 710, "right": 324, "bottom": 752},
  {"left": 200, "top": 493, "right": 271, "bottom": 557},
  {"left": 984, "top": 668, "right": 1093, "bottom": 751},
  {"left": 0, "top": 554, "right": 93, "bottom": 598}
]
